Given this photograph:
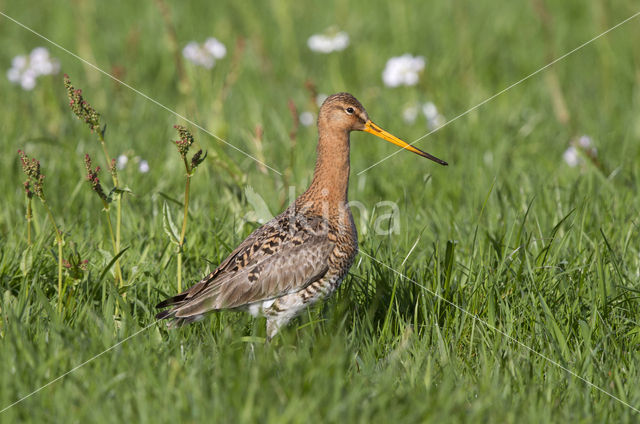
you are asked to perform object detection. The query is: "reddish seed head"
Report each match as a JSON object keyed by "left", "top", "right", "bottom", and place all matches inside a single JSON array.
[
  {"left": 18, "top": 150, "right": 46, "bottom": 199},
  {"left": 83, "top": 153, "right": 107, "bottom": 201},
  {"left": 174, "top": 125, "right": 195, "bottom": 159},
  {"left": 65, "top": 76, "right": 100, "bottom": 132}
]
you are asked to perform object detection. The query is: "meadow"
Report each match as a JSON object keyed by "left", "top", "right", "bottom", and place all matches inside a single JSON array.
[{"left": 1, "top": 0, "right": 640, "bottom": 422}]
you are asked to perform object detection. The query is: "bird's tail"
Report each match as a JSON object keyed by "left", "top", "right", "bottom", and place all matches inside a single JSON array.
[
  {"left": 155, "top": 293, "right": 204, "bottom": 327},
  {"left": 156, "top": 292, "right": 189, "bottom": 311}
]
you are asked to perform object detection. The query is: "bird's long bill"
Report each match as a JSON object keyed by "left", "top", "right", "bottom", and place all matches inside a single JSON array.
[{"left": 364, "top": 121, "right": 448, "bottom": 166}]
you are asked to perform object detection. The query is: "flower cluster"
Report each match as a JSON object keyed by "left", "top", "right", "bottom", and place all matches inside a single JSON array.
[
  {"left": 563, "top": 135, "right": 598, "bottom": 168},
  {"left": 421, "top": 102, "right": 445, "bottom": 129},
  {"left": 7, "top": 47, "right": 60, "bottom": 90},
  {"left": 402, "top": 105, "right": 419, "bottom": 124},
  {"left": 182, "top": 38, "right": 227, "bottom": 69},
  {"left": 577, "top": 135, "right": 597, "bottom": 156},
  {"left": 139, "top": 159, "right": 150, "bottom": 173},
  {"left": 562, "top": 146, "right": 580, "bottom": 167},
  {"left": 382, "top": 54, "right": 426, "bottom": 87},
  {"left": 115, "top": 153, "right": 150, "bottom": 173},
  {"left": 174, "top": 125, "right": 206, "bottom": 171},
  {"left": 64, "top": 74, "right": 101, "bottom": 132},
  {"left": 117, "top": 154, "right": 128, "bottom": 170},
  {"left": 307, "top": 30, "right": 349, "bottom": 53},
  {"left": 174, "top": 124, "right": 195, "bottom": 158},
  {"left": 18, "top": 150, "right": 45, "bottom": 199},
  {"left": 402, "top": 101, "right": 445, "bottom": 129},
  {"left": 84, "top": 154, "right": 108, "bottom": 202},
  {"left": 190, "top": 150, "right": 204, "bottom": 170}
]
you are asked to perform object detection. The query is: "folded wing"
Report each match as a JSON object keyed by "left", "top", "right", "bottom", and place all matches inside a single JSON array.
[{"left": 156, "top": 212, "right": 334, "bottom": 323}]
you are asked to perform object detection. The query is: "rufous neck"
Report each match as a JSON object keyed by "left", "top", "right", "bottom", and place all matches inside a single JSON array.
[{"left": 299, "top": 129, "right": 351, "bottom": 209}]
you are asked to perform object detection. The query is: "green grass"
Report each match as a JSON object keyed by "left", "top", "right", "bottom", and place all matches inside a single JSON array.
[{"left": 2, "top": 0, "right": 640, "bottom": 422}]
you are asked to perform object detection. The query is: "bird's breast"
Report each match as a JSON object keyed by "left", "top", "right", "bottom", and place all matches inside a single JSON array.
[{"left": 326, "top": 208, "right": 358, "bottom": 276}]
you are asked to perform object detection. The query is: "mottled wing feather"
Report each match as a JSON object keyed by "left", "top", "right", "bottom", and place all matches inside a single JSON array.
[{"left": 156, "top": 211, "right": 334, "bottom": 320}]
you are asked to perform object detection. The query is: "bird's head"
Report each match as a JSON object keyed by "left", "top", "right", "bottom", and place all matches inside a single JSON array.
[{"left": 318, "top": 92, "right": 447, "bottom": 166}]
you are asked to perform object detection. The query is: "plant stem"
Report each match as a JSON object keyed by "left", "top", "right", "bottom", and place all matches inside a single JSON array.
[
  {"left": 26, "top": 195, "right": 32, "bottom": 246},
  {"left": 56, "top": 236, "right": 63, "bottom": 312},
  {"left": 179, "top": 163, "right": 191, "bottom": 245},
  {"left": 177, "top": 157, "right": 192, "bottom": 292},
  {"left": 99, "top": 135, "right": 116, "bottom": 186},
  {"left": 41, "top": 198, "right": 64, "bottom": 313},
  {"left": 116, "top": 197, "right": 123, "bottom": 288},
  {"left": 177, "top": 251, "right": 182, "bottom": 293},
  {"left": 101, "top": 200, "right": 123, "bottom": 288},
  {"left": 98, "top": 132, "right": 123, "bottom": 292}
]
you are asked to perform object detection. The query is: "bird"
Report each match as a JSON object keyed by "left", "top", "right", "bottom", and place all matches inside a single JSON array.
[{"left": 155, "top": 92, "right": 447, "bottom": 340}]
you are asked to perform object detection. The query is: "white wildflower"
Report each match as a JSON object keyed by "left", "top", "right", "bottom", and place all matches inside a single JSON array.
[
  {"left": 20, "top": 69, "right": 37, "bottom": 91},
  {"left": 182, "top": 42, "right": 214, "bottom": 69},
  {"left": 7, "top": 67, "right": 22, "bottom": 84},
  {"left": 578, "top": 135, "right": 592, "bottom": 148},
  {"left": 307, "top": 31, "right": 349, "bottom": 53},
  {"left": 29, "top": 47, "right": 59, "bottom": 75},
  {"left": 563, "top": 146, "right": 580, "bottom": 167},
  {"left": 307, "top": 35, "right": 332, "bottom": 53},
  {"left": 402, "top": 105, "right": 419, "bottom": 124},
  {"left": 299, "top": 111, "right": 315, "bottom": 127},
  {"left": 8, "top": 55, "right": 28, "bottom": 84},
  {"left": 403, "top": 101, "right": 445, "bottom": 129},
  {"left": 139, "top": 160, "right": 150, "bottom": 173},
  {"left": 117, "top": 154, "right": 128, "bottom": 170},
  {"left": 422, "top": 101, "right": 445, "bottom": 129},
  {"left": 182, "top": 42, "right": 202, "bottom": 62},
  {"left": 7, "top": 47, "right": 60, "bottom": 91},
  {"left": 577, "top": 134, "right": 597, "bottom": 156},
  {"left": 204, "top": 37, "right": 227, "bottom": 59},
  {"left": 422, "top": 102, "right": 437, "bottom": 121},
  {"left": 182, "top": 38, "right": 226, "bottom": 69},
  {"left": 11, "top": 55, "right": 27, "bottom": 72},
  {"left": 382, "top": 54, "right": 425, "bottom": 87}
]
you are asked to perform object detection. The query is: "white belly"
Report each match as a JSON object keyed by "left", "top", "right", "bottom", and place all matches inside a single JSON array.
[{"left": 247, "top": 298, "right": 276, "bottom": 317}]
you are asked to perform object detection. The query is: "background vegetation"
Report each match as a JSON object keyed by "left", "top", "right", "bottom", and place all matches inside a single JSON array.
[{"left": 1, "top": 0, "right": 640, "bottom": 422}]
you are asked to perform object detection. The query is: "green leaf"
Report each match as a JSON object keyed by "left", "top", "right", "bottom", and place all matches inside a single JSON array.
[
  {"left": 20, "top": 247, "right": 33, "bottom": 276},
  {"left": 157, "top": 191, "right": 183, "bottom": 207},
  {"left": 244, "top": 186, "right": 273, "bottom": 224},
  {"left": 113, "top": 186, "right": 134, "bottom": 195},
  {"left": 538, "top": 294, "right": 569, "bottom": 361},
  {"left": 235, "top": 336, "right": 267, "bottom": 344},
  {"left": 443, "top": 240, "right": 457, "bottom": 295},
  {"left": 163, "top": 201, "right": 180, "bottom": 245},
  {"left": 98, "top": 247, "right": 129, "bottom": 285},
  {"left": 107, "top": 186, "right": 134, "bottom": 201}
]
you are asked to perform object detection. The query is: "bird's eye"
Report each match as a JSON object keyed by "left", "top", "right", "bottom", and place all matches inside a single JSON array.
[{"left": 345, "top": 107, "right": 355, "bottom": 115}]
